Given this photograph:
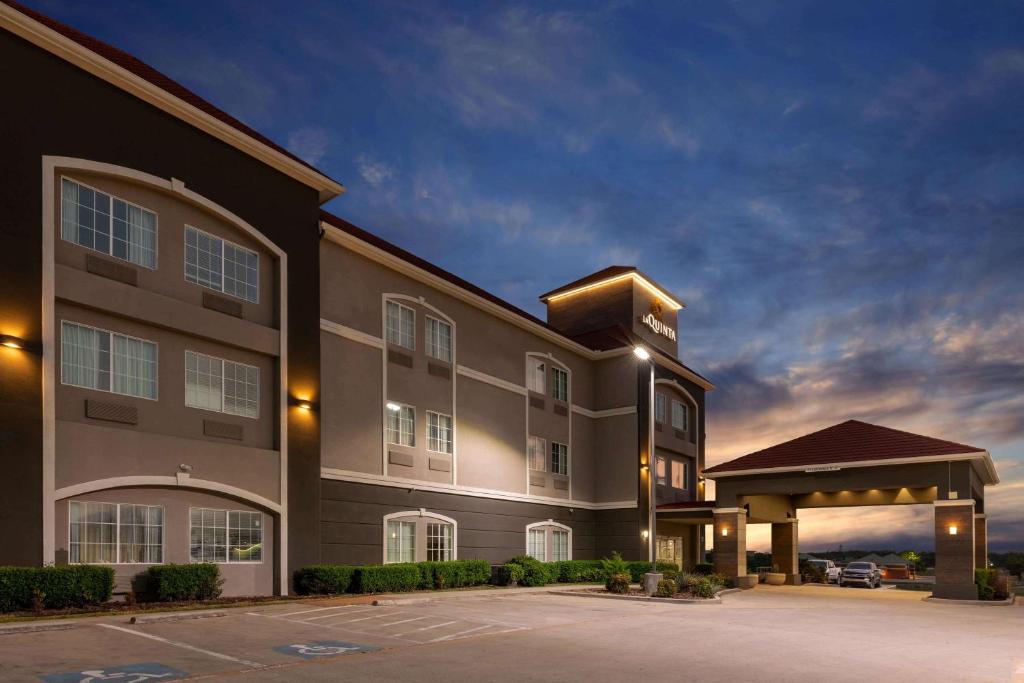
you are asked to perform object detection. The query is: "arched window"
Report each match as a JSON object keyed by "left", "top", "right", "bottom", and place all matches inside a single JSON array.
[
  {"left": 525, "top": 520, "right": 572, "bottom": 562},
  {"left": 383, "top": 510, "right": 457, "bottom": 563}
]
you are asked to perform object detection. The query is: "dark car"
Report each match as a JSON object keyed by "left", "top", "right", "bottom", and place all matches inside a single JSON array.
[{"left": 840, "top": 561, "right": 881, "bottom": 588}]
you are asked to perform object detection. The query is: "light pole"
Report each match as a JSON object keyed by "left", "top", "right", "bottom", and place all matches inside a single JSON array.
[{"left": 633, "top": 345, "right": 657, "bottom": 575}]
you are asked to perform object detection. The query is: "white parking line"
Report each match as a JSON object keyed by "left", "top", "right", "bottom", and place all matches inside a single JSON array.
[
  {"left": 374, "top": 616, "right": 430, "bottom": 629},
  {"left": 301, "top": 607, "right": 377, "bottom": 621},
  {"left": 276, "top": 605, "right": 361, "bottom": 618},
  {"left": 336, "top": 611, "right": 405, "bottom": 624},
  {"left": 430, "top": 624, "right": 494, "bottom": 642},
  {"left": 96, "top": 623, "right": 264, "bottom": 669},
  {"left": 394, "top": 620, "right": 457, "bottom": 636}
]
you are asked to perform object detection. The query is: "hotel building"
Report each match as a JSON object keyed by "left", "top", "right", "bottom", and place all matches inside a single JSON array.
[{"left": 0, "top": 1, "right": 712, "bottom": 596}]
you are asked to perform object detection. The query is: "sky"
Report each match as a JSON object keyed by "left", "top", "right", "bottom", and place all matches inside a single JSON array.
[{"left": 31, "top": 0, "right": 1024, "bottom": 552}]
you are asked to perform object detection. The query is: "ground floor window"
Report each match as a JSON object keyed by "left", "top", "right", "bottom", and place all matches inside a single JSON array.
[
  {"left": 657, "top": 536, "right": 683, "bottom": 568},
  {"left": 384, "top": 512, "right": 457, "bottom": 563},
  {"left": 189, "top": 508, "right": 263, "bottom": 563},
  {"left": 525, "top": 521, "right": 572, "bottom": 561},
  {"left": 69, "top": 501, "right": 163, "bottom": 564}
]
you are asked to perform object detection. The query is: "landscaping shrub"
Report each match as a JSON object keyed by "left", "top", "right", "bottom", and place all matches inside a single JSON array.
[
  {"left": 606, "top": 573, "right": 630, "bottom": 594},
  {"left": 0, "top": 565, "right": 115, "bottom": 612},
  {"left": 675, "top": 571, "right": 700, "bottom": 592},
  {"left": 549, "top": 560, "right": 606, "bottom": 583},
  {"left": 493, "top": 562, "right": 526, "bottom": 586},
  {"left": 799, "top": 559, "right": 826, "bottom": 584},
  {"left": 690, "top": 577, "right": 718, "bottom": 599},
  {"left": 145, "top": 564, "right": 222, "bottom": 602},
  {"left": 655, "top": 579, "right": 676, "bottom": 598},
  {"left": 503, "top": 556, "right": 553, "bottom": 587},
  {"left": 626, "top": 560, "right": 678, "bottom": 582},
  {"left": 352, "top": 563, "right": 422, "bottom": 593},
  {"left": 693, "top": 563, "right": 715, "bottom": 576},
  {"left": 293, "top": 565, "right": 355, "bottom": 595},
  {"left": 600, "top": 551, "right": 630, "bottom": 583},
  {"left": 975, "top": 568, "right": 1010, "bottom": 601},
  {"left": 418, "top": 560, "right": 491, "bottom": 589}
]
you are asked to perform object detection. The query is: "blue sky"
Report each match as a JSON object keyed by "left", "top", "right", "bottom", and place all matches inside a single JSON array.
[{"left": 33, "top": 0, "right": 1024, "bottom": 551}]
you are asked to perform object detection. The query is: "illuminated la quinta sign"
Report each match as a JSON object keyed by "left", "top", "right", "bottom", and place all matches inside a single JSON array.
[{"left": 640, "top": 301, "right": 677, "bottom": 342}]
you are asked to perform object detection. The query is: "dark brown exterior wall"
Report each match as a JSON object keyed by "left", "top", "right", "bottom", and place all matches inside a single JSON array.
[
  {"left": 321, "top": 480, "right": 644, "bottom": 564},
  {"left": 0, "top": 32, "right": 323, "bottom": 570}
]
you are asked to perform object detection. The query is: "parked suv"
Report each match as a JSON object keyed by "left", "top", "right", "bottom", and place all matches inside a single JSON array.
[
  {"left": 808, "top": 559, "right": 842, "bottom": 584},
  {"left": 840, "top": 562, "right": 881, "bottom": 588}
]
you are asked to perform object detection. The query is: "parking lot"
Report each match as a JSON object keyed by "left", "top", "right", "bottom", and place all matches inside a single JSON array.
[{"left": 1, "top": 585, "right": 1021, "bottom": 682}]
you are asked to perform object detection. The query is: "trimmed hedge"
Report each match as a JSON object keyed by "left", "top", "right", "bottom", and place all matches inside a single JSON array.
[
  {"left": 549, "top": 560, "right": 605, "bottom": 583},
  {"left": 294, "top": 565, "right": 356, "bottom": 595},
  {"left": 352, "top": 563, "right": 422, "bottom": 593},
  {"left": 419, "top": 560, "right": 491, "bottom": 589},
  {"left": 491, "top": 557, "right": 682, "bottom": 587},
  {"left": 503, "top": 556, "right": 553, "bottom": 587},
  {"left": 146, "top": 564, "right": 222, "bottom": 602},
  {"left": 626, "top": 561, "right": 679, "bottom": 582},
  {"left": 0, "top": 565, "right": 114, "bottom": 612}
]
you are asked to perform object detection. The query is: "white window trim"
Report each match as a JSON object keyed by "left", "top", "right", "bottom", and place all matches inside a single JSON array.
[
  {"left": 671, "top": 399, "right": 689, "bottom": 431},
  {"left": 68, "top": 500, "right": 166, "bottom": 565},
  {"left": 654, "top": 393, "right": 667, "bottom": 424},
  {"left": 424, "top": 315, "right": 453, "bottom": 363},
  {"left": 183, "top": 224, "right": 260, "bottom": 304},
  {"left": 526, "top": 355, "right": 546, "bottom": 394},
  {"left": 524, "top": 520, "right": 572, "bottom": 561},
  {"left": 551, "top": 441, "right": 569, "bottom": 476},
  {"left": 60, "top": 175, "right": 159, "bottom": 269},
  {"left": 188, "top": 507, "right": 265, "bottom": 564},
  {"left": 426, "top": 410, "right": 454, "bottom": 454},
  {"left": 382, "top": 510, "right": 458, "bottom": 564},
  {"left": 552, "top": 366, "right": 569, "bottom": 402},
  {"left": 60, "top": 319, "right": 159, "bottom": 401},
  {"left": 385, "top": 299, "right": 416, "bottom": 350},
  {"left": 386, "top": 401, "right": 417, "bottom": 447},
  {"left": 528, "top": 435, "right": 547, "bottom": 472},
  {"left": 184, "top": 350, "right": 260, "bottom": 419}
]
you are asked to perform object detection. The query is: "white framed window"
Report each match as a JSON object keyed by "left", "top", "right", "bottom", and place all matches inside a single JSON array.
[
  {"left": 61, "top": 177, "right": 157, "bottom": 269},
  {"left": 528, "top": 435, "right": 547, "bottom": 471},
  {"left": 69, "top": 501, "right": 163, "bottom": 564},
  {"left": 656, "top": 456, "right": 667, "bottom": 486},
  {"left": 386, "top": 300, "right": 415, "bottom": 349},
  {"left": 425, "top": 316, "right": 452, "bottom": 362},
  {"left": 671, "top": 400, "right": 689, "bottom": 431},
  {"left": 551, "top": 442, "right": 568, "bottom": 476},
  {"left": 427, "top": 411, "right": 453, "bottom": 454},
  {"left": 527, "top": 356, "right": 546, "bottom": 394},
  {"left": 552, "top": 367, "right": 568, "bottom": 402},
  {"left": 61, "top": 321, "right": 157, "bottom": 400},
  {"left": 426, "top": 522, "right": 453, "bottom": 561},
  {"left": 672, "top": 460, "right": 688, "bottom": 489},
  {"left": 528, "top": 529, "right": 546, "bottom": 561},
  {"left": 384, "top": 512, "right": 457, "bottom": 563},
  {"left": 185, "top": 350, "right": 260, "bottom": 419},
  {"left": 189, "top": 507, "right": 263, "bottom": 563},
  {"left": 655, "top": 393, "right": 666, "bottom": 424},
  {"left": 184, "top": 225, "right": 259, "bottom": 303},
  {"left": 387, "top": 403, "right": 416, "bottom": 446},
  {"left": 526, "top": 521, "right": 572, "bottom": 561}
]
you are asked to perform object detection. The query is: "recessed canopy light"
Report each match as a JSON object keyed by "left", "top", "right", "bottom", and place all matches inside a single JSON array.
[{"left": 633, "top": 346, "right": 651, "bottom": 361}]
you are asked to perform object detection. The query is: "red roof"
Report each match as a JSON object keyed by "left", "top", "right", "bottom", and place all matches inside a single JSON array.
[
  {"left": 2, "top": 0, "right": 340, "bottom": 189},
  {"left": 705, "top": 420, "right": 986, "bottom": 475}
]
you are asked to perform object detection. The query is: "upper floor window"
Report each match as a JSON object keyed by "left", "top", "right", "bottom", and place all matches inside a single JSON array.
[
  {"left": 528, "top": 435, "right": 547, "bottom": 471},
  {"left": 185, "top": 350, "right": 259, "bottom": 419},
  {"left": 61, "top": 321, "right": 157, "bottom": 400},
  {"left": 69, "top": 501, "right": 163, "bottom": 564},
  {"left": 655, "top": 393, "right": 666, "bottom": 423},
  {"left": 656, "top": 456, "right": 668, "bottom": 486},
  {"left": 427, "top": 411, "right": 454, "bottom": 454},
  {"left": 527, "top": 357, "right": 545, "bottom": 394},
  {"left": 551, "top": 442, "right": 568, "bottom": 476},
  {"left": 672, "top": 460, "right": 688, "bottom": 489},
  {"left": 425, "top": 316, "right": 452, "bottom": 362},
  {"left": 184, "top": 226, "right": 259, "bottom": 303},
  {"left": 61, "top": 178, "right": 157, "bottom": 269},
  {"left": 189, "top": 507, "right": 263, "bottom": 563},
  {"left": 387, "top": 403, "right": 416, "bottom": 446},
  {"left": 671, "top": 399, "right": 689, "bottom": 431},
  {"left": 552, "top": 367, "right": 568, "bottom": 402},
  {"left": 386, "top": 301, "right": 415, "bottom": 349}
]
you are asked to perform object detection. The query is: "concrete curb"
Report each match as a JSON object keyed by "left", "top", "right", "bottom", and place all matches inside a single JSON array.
[
  {"left": 128, "top": 610, "right": 228, "bottom": 624},
  {"left": 551, "top": 589, "right": 721, "bottom": 605},
  {"left": 0, "top": 620, "right": 79, "bottom": 635},
  {"left": 370, "top": 583, "right": 605, "bottom": 605},
  {"left": 372, "top": 598, "right": 432, "bottom": 606},
  {"left": 924, "top": 594, "right": 1016, "bottom": 606}
]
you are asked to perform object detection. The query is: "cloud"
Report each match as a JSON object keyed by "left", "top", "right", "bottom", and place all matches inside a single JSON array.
[
  {"left": 356, "top": 155, "right": 395, "bottom": 187},
  {"left": 286, "top": 127, "right": 331, "bottom": 165}
]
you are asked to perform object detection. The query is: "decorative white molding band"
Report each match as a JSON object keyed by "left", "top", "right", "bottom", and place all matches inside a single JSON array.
[
  {"left": 455, "top": 365, "right": 528, "bottom": 396},
  {"left": 53, "top": 475, "right": 283, "bottom": 514},
  {"left": 320, "top": 468, "right": 636, "bottom": 511},
  {"left": 712, "top": 507, "right": 745, "bottom": 514},
  {"left": 571, "top": 405, "right": 637, "bottom": 419},
  {"left": 934, "top": 499, "right": 977, "bottom": 507},
  {"left": 320, "top": 318, "right": 385, "bottom": 349}
]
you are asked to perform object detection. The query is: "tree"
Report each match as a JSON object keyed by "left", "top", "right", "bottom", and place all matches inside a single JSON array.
[{"left": 900, "top": 551, "right": 923, "bottom": 571}]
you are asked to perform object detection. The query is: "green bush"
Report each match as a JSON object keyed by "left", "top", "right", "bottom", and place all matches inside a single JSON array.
[
  {"left": 676, "top": 571, "right": 700, "bottom": 592},
  {"left": 293, "top": 565, "right": 356, "bottom": 595},
  {"left": 975, "top": 568, "right": 1010, "bottom": 601},
  {"left": 606, "top": 573, "right": 630, "bottom": 594},
  {"left": 549, "top": 560, "right": 606, "bottom": 583},
  {"left": 145, "top": 564, "right": 222, "bottom": 602},
  {"left": 493, "top": 562, "right": 526, "bottom": 586},
  {"left": 690, "top": 577, "right": 718, "bottom": 599},
  {"left": 504, "top": 556, "right": 553, "bottom": 587},
  {"left": 694, "top": 563, "right": 715, "bottom": 576},
  {"left": 655, "top": 579, "right": 676, "bottom": 598},
  {"left": 626, "top": 560, "right": 678, "bottom": 582},
  {"left": 0, "top": 565, "right": 115, "bottom": 612},
  {"left": 418, "top": 560, "right": 491, "bottom": 589},
  {"left": 600, "top": 552, "right": 630, "bottom": 583},
  {"left": 352, "top": 563, "right": 422, "bottom": 593}
]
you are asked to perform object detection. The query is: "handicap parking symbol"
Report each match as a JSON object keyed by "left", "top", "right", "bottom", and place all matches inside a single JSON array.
[
  {"left": 274, "top": 640, "right": 378, "bottom": 659},
  {"left": 39, "top": 662, "right": 186, "bottom": 683}
]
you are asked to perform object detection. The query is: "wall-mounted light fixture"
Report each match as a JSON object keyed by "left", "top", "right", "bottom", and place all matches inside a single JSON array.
[
  {"left": 1, "top": 335, "right": 25, "bottom": 349},
  {"left": 948, "top": 525, "right": 958, "bottom": 536},
  {"left": 386, "top": 402, "right": 402, "bottom": 412},
  {"left": 297, "top": 402, "right": 313, "bottom": 412},
  {"left": 633, "top": 346, "right": 651, "bottom": 361},
  {"left": 640, "top": 464, "right": 650, "bottom": 472},
  {"left": 721, "top": 528, "right": 729, "bottom": 537},
  {"left": 640, "top": 529, "right": 649, "bottom": 540}
]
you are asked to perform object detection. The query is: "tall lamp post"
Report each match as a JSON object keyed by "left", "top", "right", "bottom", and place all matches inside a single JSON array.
[{"left": 633, "top": 345, "right": 658, "bottom": 578}]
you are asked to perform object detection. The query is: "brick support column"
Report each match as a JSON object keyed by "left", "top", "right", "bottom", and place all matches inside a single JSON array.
[
  {"left": 974, "top": 514, "right": 987, "bottom": 570},
  {"left": 933, "top": 500, "right": 977, "bottom": 600},
  {"left": 713, "top": 508, "right": 746, "bottom": 580},
  {"left": 771, "top": 520, "right": 800, "bottom": 585}
]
